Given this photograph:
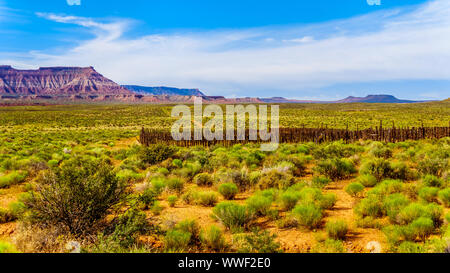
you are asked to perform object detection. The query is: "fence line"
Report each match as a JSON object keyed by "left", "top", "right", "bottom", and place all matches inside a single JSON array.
[{"left": 139, "top": 123, "right": 450, "bottom": 147}]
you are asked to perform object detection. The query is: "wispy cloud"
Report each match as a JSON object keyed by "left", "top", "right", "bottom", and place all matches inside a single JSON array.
[{"left": 2, "top": 0, "right": 450, "bottom": 98}]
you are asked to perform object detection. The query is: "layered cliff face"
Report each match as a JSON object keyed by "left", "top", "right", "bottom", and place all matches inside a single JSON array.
[{"left": 0, "top": 66, "right": 132, "bottom": 96}]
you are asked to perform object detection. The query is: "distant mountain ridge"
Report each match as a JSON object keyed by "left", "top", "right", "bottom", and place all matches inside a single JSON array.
[
  {"left": 122, "top": 85, "right": 205, "bottom": 96},
  {"left": 335, "top": 94, "right": 426, "bottom": 103},
  {"left": 0, "top": 65, "right": 440, "bottom": 104}
]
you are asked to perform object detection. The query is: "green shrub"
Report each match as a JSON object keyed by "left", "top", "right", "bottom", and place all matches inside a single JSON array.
[
  {"left": 356, "top": 174, "right": 377, "bottom": 187},
  {"left": 218, "top": 183, "right": 238, "bottom": 200},
  {"left": 383, "top": 193, "right": 410, "bottom": 223},
  {"left": 438, "top": 188, "right": 450, "bottom": 207},
  {"left": 181, "top": 188, "right": 200, "bottom": 205},
  {"left": 312, "top": 239, "right": 345, "bottom": 253},
  {"left": 164, "top": 229, "right": 191, "bottom": 251},
  {"left": 279, "top": 190, "right": 301, "bottom": 211},
  {"left": 397, "top": 241, "right": 425, "bottom": 253},
  {"left": 360, "top": 158, "right": 392, "bottom": 182},
  {"left": 397, "top": 203, "right": 425, "bottom": 224},
  {"left": 157, "top": 167, "right": 169, "bottom": 176},
  {"left": 397, "top": 203, "right": 442, "bottom": 227},
  {"left": 311, "top": 176, "right": 331, "bottom": 188},
  {"left": 418, "top": 187, "right": 439, "bottom": 203},
  {"left": 175, "top": 219, "right": 200, "bottom": 243},
  {"left": 167, "top": 195, "right": 177, "bottom": 207},
  {"left": 422, "top": 175, "right": 443, "bottom": 188},
  {"left": 200, "top": 225, "right": 226, "bottom": 251},
  {"left": 166, "top": 177, "right": 184, "bottom": 193},
  {"left": 150, "top": 201, "right": 164, "bottom": 215},
  {"left": 0, "top": 208, "right": 15, "bottom": 223},
  {"left": 246, "top": 194, "right": 273, "bottom": 216},
  {"left": 193, "top": 173, "right": 213, "bottom": 186},
  {"left": 0, "top": 241, "right": 17, "bottom": 253},
  {"left": 390, "top": 162, "right": 413, "bottom": 180},
  {"left": 315, "top": 158, "right": 356, "bottom": 180},
  {"left": 236, "top": 229, "right": 282, "bottom": 253},
  {"left": 318, "top": 193, "right": 337, "bottom": 210},
  {"left": 354, "top": 195, "right": 384, "bottom": 218},
  {"left": 409, "top": 217, "right": 434, "bottom": 241},
  {"left": 149, "top": 177, "right": 167, "bottom": 194},
  {"left": 292, "top": 203, "right": 323, "bottom": 229},
  {"left": 139, "top": 144, "right": 175, "bottom": 165},
  {"left": 371, "top": 146, "right": 393, "bottom": 159},
  {"left": 196, "top": 191, "right": 219, "bottom": 207},
  {"left": 345, "top": 182, "right": 365, "bottom": 197},
  {"left": 326, "top": 220, "right": 348, "bottom": 240},
  {"left": 108, "top": 209, "right": 149, "bottom": 248},
  {"left": 0, "top": 171, "right": 27, "bottom": 189},
  {"left": 212, "top": 202, "right": 254, "bottom": 231},
  {"left": 418, "top": 157, "right": 448, "bottom": 177},
  {"left": 139, "top": 188, "right": 157, "bottom": 209},
  {"left": 257, "top": 170, "right": 295, "bottom": 190},
  {"left": 27, "top": 157, "right": 126, "bottom": 235},
  {"left": 172, "top": 159, "right": 183, "bottom": 168}
]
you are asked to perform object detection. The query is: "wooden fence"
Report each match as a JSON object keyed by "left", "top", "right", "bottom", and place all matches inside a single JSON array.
[{"left": 139, "top": 123, "right": 450, "bottom": 147}]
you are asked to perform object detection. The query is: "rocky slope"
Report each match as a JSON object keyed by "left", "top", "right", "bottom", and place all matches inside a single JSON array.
[{"left": 0, "top": 65, "right": 132, "bottom": 97}]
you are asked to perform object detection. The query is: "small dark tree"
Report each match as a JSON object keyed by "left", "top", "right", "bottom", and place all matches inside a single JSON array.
[{"left": 27, "top": 157, "right": 127, "bottom": 235}]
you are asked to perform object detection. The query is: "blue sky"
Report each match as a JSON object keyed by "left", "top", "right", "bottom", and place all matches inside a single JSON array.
[{"left": 1, "top": 0, "right": 449, "bottom": 100}]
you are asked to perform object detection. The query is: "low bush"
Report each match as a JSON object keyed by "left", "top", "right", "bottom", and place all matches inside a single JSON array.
[
  {"left": 422, "top": 175, "right": 443, "bottom": 188},
  {"left": 311, "top": 176, "right": 331, "bottom": 188},
  {"left": 257, "top": 170, "right": 295, "bottom": 190},
  {"left": 108, "top": 209, "right": 149, "bottom": 248},
  {"left": 418, "top": 157, "right": 448, "bottom": 177},
  {"left": 27, "top": 157, "right": 126, "bottom": 235},
  {"left": 397, "top": 241, "right": 425, "bottom": 253},
  {"left": 318, "top": 193, "right": 337, "bottom": 210},
  {"left": 409, "top": 217, "right": 434, "bottom": 241},
  {"left": 200, "top": 225, "right": 226, "bottom": 251},
  {"left": 0, "top": 171, "right": 27, "bottom": 189},
  {"left": 438, "top": 188, "right": 450, "bottom": 207},
  {"left": 212, "top": 202, "right": 254, "bottom": 231},
  {"left": 0, "top": 241, "right": 17, "bottom": 253},
  {"left": 139, "top": 144, "right": 175, "bottom": 165},
  {"left": 383, "top": 193, "right": 410, "bottom": 223},
  {"left": 164, "top": 229, "right": 191, "bottom": 251},
  {"left": 291, "top": 203, "right": 323, "bottom": 229},
  {"left": 167, "top": 195, "right": 177, "bottom": 207},
  {"left": 218, "top": 183, "right": 238, "bottom": 200},
  {"left": 354, "top": 195, "right": 384, "bottom": 218},
  {"left": 236, "top": 229, "right": 282, "bottom": 253},
  {"left": 326, "top": 220, "right": 348, "bottom": 240},
  {"left": 418, "top": 187, "right": 439, "bottom": 203},
  {"left": 356, "top": 174, "right": 377, "bottom": 187},
  {"left": 315, "top": 158, "right": 356, "bottom": 180},
  {"left": 175, "top": 219, "right": 200, "bottom": 243},
  {"left": 193, "top": 173, "right": 213, "bottom": 187},
  {"left": 166, "top": 177, "right": 184, "bottom": 193},
  {"left": 279, "top": 190, "right": 301, "bottom": 211},
  {"left": 196, "top": 192, "right": 219, "bottom": 207},
  {"left": 0, "top": 208, "right": 15, "bottom": 223},
  {"left": 360, "top": 158, "right": 392, "bottom": 182},
  {"left": 345, "top": 182, "right": 365, "bottom": 197},
  {"left": 139, "top": 188, "right": 157, "bottom": 209},
  {"left": 311, "top": 239, "right": 345, "bottom": 253},
  {"left": 246, "top": 194, "right": 273, "bottom": 216}
]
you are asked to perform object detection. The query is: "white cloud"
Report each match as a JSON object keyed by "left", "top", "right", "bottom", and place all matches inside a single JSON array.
[
  {"left": 67, "top": 0, "right": 81, "bottom": 6},
  {"left": 3, "top": 0, "right": 450, "bottom": 97}
]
